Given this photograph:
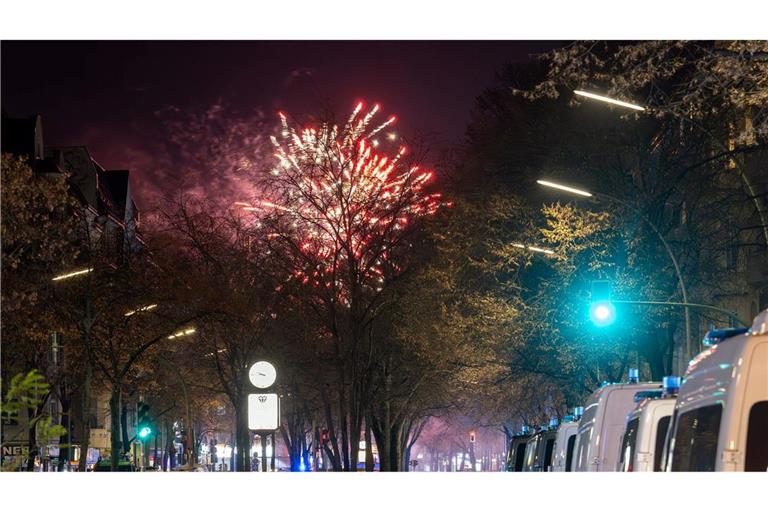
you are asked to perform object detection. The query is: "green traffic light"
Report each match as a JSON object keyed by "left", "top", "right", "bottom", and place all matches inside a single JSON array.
[
  {"left": 589, "top": 300, "right": 616, "bottom": 327},
  {"left": 138, "top": 426, "right": 152, "bottom": 439}
]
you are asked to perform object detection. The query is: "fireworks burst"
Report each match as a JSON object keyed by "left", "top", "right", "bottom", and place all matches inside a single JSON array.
[{"left": 236, "top": 102, "right": 444, "bottom": 300}]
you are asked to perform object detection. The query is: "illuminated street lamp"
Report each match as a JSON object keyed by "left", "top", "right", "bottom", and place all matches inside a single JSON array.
[
  {"left": 574, "top": 90, "right": 645, "bottom": 111},
  {"left": 52, "top": 268, "right": 93, "bottom": 281},
  {"left": 512, "top": 243, "right": 555, "bottom": 255},
  {"left": 124, "top": 304, "right": 158, "bottom": 317},
  {"left": 536, "top": 180, "right": 592, "bottom": 197},
  {"left": 167, "top": 327, "right": 196, "bottom": 340}
]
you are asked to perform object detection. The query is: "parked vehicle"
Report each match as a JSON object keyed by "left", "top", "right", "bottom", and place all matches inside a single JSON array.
[
  {"left": 550, "top": 407, "right": 583, "bottom": 472},
  {"left": 522, "top": 420, "right": 558, "bottom": 471},
  {"left": 572, "top": 369, "right": 660, "bottom": 471},
  {"left": 617, "top": 376, "right": 679, "bottom": 472},
  {"left": 665, "top": 309, "right": 768, "bottom": 471},
  {"left": 505, "top": 427, "right": 532, "bottom": 472}
]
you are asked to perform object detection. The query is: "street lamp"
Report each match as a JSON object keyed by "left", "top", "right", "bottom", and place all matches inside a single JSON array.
[
  {"left": 51, "top": 268, "right": 93, "bottom": 281},
  {"left": 512, "top": 243, "right": 555, "bottom": 255},
  {"left": 167, "top": 327, "right": 196, "bottom": 340},
  {"left": 574, "top": 90, "right": 645, "bottom": 111},
  {"left": 537, "top": 178, "right": 692, "bottom": 374},
  {"left": 124, "top": 304, "right": 158, "bottom": 317},
  {"left": 573, "top": 89, "right": 768, "bottom": 248}
]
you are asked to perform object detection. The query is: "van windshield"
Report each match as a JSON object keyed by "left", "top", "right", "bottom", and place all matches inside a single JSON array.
[
  {"left": 671, "top": 404, "right": 722, "bottom": 471},
  {"left": 618, "top": 418, "right": 639, "bottom": 471}
]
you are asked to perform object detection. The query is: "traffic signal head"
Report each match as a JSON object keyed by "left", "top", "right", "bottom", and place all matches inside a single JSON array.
[
  {"left": 589, "top": 280, "right": 616, "bottom": 327},
  {"left": 137, "top": 401, "right": 152, "bottom": 439}
]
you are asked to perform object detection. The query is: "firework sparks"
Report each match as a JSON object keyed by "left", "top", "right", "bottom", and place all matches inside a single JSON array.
[{"left": 237, "top": 102, "right": 444, "bottom": 300}]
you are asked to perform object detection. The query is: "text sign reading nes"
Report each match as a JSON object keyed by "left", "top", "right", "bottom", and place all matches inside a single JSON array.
[{"left": 248, "top": 393, "right": 279, "bottom": 431}]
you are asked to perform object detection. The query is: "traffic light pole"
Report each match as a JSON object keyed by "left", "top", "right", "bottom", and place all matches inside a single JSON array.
[{"left": 612, "top": 300, "right": 747, "bottom": 327}]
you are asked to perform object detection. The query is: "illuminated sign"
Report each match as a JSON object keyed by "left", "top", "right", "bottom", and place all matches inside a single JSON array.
[{"left": 248, "top": 393, "right": 279, "bottom": 431}]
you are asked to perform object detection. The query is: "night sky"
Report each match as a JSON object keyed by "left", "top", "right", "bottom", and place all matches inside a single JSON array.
[{"left": 2, "top": 41, "right": 561, "bottom": 208}]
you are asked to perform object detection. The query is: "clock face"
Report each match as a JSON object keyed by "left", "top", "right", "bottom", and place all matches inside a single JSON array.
[{"left": 249, "top": 361, "right": 277, "bottom": 389}]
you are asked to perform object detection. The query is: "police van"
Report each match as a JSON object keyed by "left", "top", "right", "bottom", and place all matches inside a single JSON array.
[
  {"left": 617, "top": 376, "right": 679, "bottom": 472},
  {"left": 505, "top": 427, "right": 532, "bottom": 472},
  {"left": 550, "top": 407, "right": 583, "bottom": 472},
  {"left": 522, "top": 420, "right": 559, "bottom": 471},
  {"left": 572, "top": 369, "right": 660, "bottom": 472},
  {"left": 665, "top": 309, "right": 768, "bottom": 471}
]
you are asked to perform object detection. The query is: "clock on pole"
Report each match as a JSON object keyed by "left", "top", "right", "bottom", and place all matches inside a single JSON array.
[{"left": 248, "top": 361, "right": 277, "bottom": 389}]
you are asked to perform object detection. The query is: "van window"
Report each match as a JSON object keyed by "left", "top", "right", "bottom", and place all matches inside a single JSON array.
[
  {"left": 576, "top": 429, "right": 591, "bottom": 470},
  {"left": 565, "top": 434, "right": 576, "bottom": 472},
  {"left": 523, "top": 438, "right": 538, "bottom": 470},
  {"left": 513, "top": 442, "right": 527, "bottom": 471},
  {"left": 618, "top": 418, "right": 639, "bottom": 471},
  {"left": 745, "top": 401, "right": 768, "bottom": 472},
  {"left": 653, "top": 416, "right": 671, "bottom": 471},
  {"left": 671, "top": 404, "right": 722, "bottom": 471},
  {"left": 543, "top": 438, "right": 555, "bottom": 471}
]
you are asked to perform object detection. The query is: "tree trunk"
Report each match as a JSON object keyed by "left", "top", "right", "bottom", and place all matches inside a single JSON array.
[
  {"left": 78, "top": 296, "right": 94, "bottom": 472},
  {"left": 25, "top": 406, "right": 39, "bottom": 471},
  {"left": 109, "top": 386, "right": 121, "bottom": 471},
  {"left": 338, "top": 378, "right": 350, "bottom": 471},
  {"left": 233, "top": 402, "right": 250, "bottom": 472},
  {"left": 57, "top": 396, "right": 71, "bottom": 471},
  {"left": 364, "top": 413, "right": 374, "bottom": 472},
  {"left": 321, "top": 387, "right": 342, "bottom": 471},
  {"left": 120, "top": 398, "right": 130, "bottom": 459}
]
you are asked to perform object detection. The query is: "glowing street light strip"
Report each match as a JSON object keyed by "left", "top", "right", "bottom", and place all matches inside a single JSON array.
[
  {"left": 167, "top": 327, "right": 196, "bottom": 340},
  {"left": 512, "top": 242, "right": 555, "bottom": 255},
  {"left": 527, "top": 246, "right": 555, "bottom": 255},
  {"left": 536, "top": 180, "right": 593, "bottom": 197},
  {"left": 52, "top": 268, "right": 93, "bottom": 281},
  {"left": 574, "top": 90, "right": 646, "bottom": 112},
  {"left": 124, "top": 304, "right": 158, "bottom": 317}
]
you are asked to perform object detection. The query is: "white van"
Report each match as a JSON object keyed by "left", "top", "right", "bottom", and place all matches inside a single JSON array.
[
  {"left": 665, "top": 309, "right": 768, "bottom": 471},
  {"left": 522, "top": 421, "right": 558, "bottom": 472},
  {"left": 572, "top": 370, "right": 659, "bottom": 472},
  {"left": 550, "top": 408, "right": 582, "bottom": 472},
  {"left": 505, "top": 428, "right": 532, "bottom": 472},
  {"left": 617, "top": 377, "right": 679, "bottom": 472}
]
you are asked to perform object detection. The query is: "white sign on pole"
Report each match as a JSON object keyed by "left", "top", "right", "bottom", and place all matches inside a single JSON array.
[{"left": 248, "top": 393, "right": 279, "bottom": 431}]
